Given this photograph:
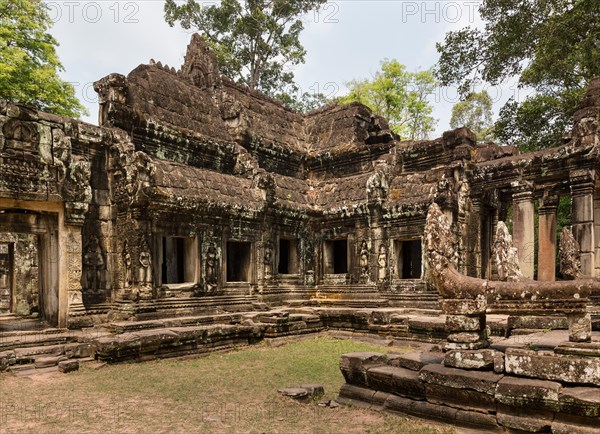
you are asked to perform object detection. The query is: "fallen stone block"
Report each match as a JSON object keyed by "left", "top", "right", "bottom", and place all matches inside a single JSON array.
[
  {"left": 58, "top": 360, "right": 79, "bottom": 373},
  {"left": 278, "top": 384, "right": 324, "bottom": 402}
]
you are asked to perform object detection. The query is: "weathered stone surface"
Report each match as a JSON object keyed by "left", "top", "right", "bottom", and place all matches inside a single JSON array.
[
  {"left": 388, "top": 351, "right": 443, "bottom": 371},
  {"left": 555, "top": 341, "right": 600, "bottom": 357},
  {"left": 496, "top": 404, "right": 554, "bottom": 433},
  {"left": 337, "top": 384, "right": 380, "bottom": 409},
  {"left": 366, "top": 365, "right": 425, "bottom": 399},
  {"left": 495, "top": 376, "right": 561, "bottom": 411},
  {"left": 445, "top": 315, "right": 485, "bottom": 332},
  {"left": 568, "top": 313, "right": 592, "bottom": 342},
  {"left": 559, "top": 387, "right": 600, "bottom": 417},
  {"left": 425, "top": 383, "right": 496, "bottom": 413},
  {"left": 419, "top": 364, "right": 503, "bottom": 395},
  {"left": 505, "top": 348, "right": 600, "bottom": 386},
  {"left": 34, "top": 355, "right": 67, "bottom": 368},
  {"left": 339, "top": 352, "right": 388, "bottom": 387},
  {"left": 447, "top": 331, "right": 486, "bottom": 344},
  {"left": 384, "top": 393, "right": 457, "bottom": 421},
  {"left": 58, "top": 360, "right": 79, "bottom": 373},
  {"left": 551, "top": 413, "right": 600, "bottom": 434},
  {"left": 444, "top": 349, "right": 502, "bottom": 370},
  {"left": 441, "top": 300, "right": 487, "bottom": 315}
]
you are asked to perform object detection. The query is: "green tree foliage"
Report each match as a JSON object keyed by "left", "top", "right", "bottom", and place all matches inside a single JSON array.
[
  {"left": 0, "top": 0, "right": 86, "bottom": 117},
  {"left": 338, "top": 59, "right": 438, "bottom": 140},
  {"left": 164, "top": 0, "right": 326, "bottom": 101},
  {"left": 450, "top": 91, "right": 494, "bottom": 141},
  {"left": 436, "top": 0, "right": 599, "bottom": 150}
]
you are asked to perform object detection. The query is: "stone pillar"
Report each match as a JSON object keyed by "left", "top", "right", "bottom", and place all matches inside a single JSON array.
[
  {"left": 537, "top": 195, "right": 558, "bottom": 281},
  {"left": 512, "top": 189, "right": 535, "bottom": 279},
  {"left": 568, "top": 313, "right": 592, "bottom": 343},
  {"left": 570, "top": 169, "right": 596, "bottom": 277},
  {"left": 593, "top": 192, "right": 600, "bottom": 277},
  {"left": 442, "top": 297, "right": 488, "bottom": 351}
]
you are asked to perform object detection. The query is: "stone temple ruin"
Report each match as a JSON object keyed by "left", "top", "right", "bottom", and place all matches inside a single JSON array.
[{"left": 0, "top": 35, "right": 599, "bottom": 431}]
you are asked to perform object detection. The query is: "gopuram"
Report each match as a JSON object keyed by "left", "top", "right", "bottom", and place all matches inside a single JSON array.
[{"left": 0, "top": 35, "right": 598, "bottom": 432}]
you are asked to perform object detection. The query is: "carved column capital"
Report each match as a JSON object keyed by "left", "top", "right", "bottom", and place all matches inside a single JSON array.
[{"left": 570, "top": 169, "right": 596, "bottom": 197}]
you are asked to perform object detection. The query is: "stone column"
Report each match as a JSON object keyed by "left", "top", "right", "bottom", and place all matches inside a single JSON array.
[
  {"left": 512, "top": 188, "right": 535, "bottom": 279},
  {"left": 537, "top": 195, "right": 558, "bottom": 281},
  {"left": 593, "top": 192, "right": 600, "bottom": 277},
  {"left": 570, "top": 169, "right": 596, "bottom": 277}
]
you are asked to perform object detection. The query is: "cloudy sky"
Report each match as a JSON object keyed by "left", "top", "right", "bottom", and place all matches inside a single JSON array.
[{"left": 47, "top": 0, "right": 520, "bottom": 136}]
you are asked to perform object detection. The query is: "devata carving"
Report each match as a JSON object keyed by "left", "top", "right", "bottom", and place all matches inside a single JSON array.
[
  {"left": 493, "top": 221, "right": 523, "bottom": 282},
  {"left": 377, "top": 244, "right": 387, "bottom": 282},
  {"left": 63, "top": 160, "right": 92, "bottom": 225},
  {"left": 359, "top": 240, "right": 369, "bottom": 280},
  {"left": 81, "top": 236, "right": 106, "bottom": 293},
  {"left": 559, "top": 227, "right": 581, "bottom": 280},
  {"left": 122, "top": 240, "right": 133, "bottom": 288},
  {"left": 138, "top": 239, "right": 152, "bottom": 286}
]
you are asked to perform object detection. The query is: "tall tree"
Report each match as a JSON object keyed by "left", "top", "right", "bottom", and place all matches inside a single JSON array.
[
  {"left": 338, "top": 59, "right": 438, "bottom": 140},
  {"left": 164, "top": 0, "right": 326, "bottom": 99},
  {"left": 450, "top": 91, "right": 494, "bottom": 141},
  {"left": 0, "top": 0, "right": 86, "bottom": 117},
  {"left": 436, "top": 0, "right": 599, "bottom": 150}
]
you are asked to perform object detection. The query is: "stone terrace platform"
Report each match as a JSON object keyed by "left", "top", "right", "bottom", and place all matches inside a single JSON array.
[
  {"left": 1, "top": 307, "right": 506, "bottom": 372},
  {"left": 338, "top": 330, "right": 600, "bottom": 433}
]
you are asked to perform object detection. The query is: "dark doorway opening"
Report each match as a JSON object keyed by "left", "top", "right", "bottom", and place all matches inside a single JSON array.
[
  {"left": 161, "top": 237, "right": 195, "bottom": 284},
  {"left": 227, "top": 241, "right": 252, "bottom": 282},
  {"left": 278, "top": 238, "right": 299, "bottom": 274},
  {"left": 395, "top": 239, "right": 422, "bottom": 279},
  {"left": 333, "top": 239, "right": 348, "bottom": 274}
]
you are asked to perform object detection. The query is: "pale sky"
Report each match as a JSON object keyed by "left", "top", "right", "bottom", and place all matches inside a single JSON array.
[{"left": 46, "top": 0, "right": 521, "bottom": 137}]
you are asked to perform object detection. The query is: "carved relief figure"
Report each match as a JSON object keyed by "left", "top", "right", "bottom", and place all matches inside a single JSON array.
[
  {"left": 359, "top": 240, "right": 369, "bottom": 279},
  {"left": 122, "top": 240, "right": 133, "bottom": 288},
  {"left": 377, "top": 244, "right": 387, "bottom": 282},
  {"left": 205, "top": 243, "right": 218, "bottom": 286},
  {"left": 82, "top": 237, "right": 105, "bottom": 292},
  {"left": 264, "top": 241, "right": 273, "bottom": 278},
  {"left": 138, "top": 240, "right": 152, "bottom": 285}
]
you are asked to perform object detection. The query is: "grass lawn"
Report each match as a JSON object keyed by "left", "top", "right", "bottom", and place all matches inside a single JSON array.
[{"left": 0, "top": 337, "right": 455, "bottom": 433}]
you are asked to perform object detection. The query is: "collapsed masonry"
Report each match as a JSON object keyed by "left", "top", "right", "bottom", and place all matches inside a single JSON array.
[{"left": 0, "top": 34, "right": 599, "bottom": 330}]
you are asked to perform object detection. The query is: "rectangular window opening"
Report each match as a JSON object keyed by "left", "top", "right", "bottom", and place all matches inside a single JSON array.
[
  {"left": 161, "top": 237, "right": 196, "bottom": 284},
  {"left": 278, "top": 238, "right": 299, "bottom": 274},
  {"left": 227, "top": 241, "right": 252, "bottom": 282}
]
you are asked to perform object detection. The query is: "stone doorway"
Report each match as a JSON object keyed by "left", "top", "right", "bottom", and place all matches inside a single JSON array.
[{"left": 0, "top": 210, "right": 59, "bottom": 325}]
